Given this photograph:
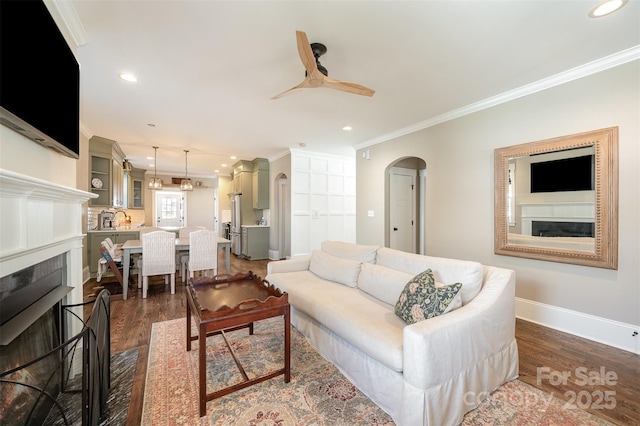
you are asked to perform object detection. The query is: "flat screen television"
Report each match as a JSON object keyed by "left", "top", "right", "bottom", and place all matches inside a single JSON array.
[
  {"left": 530, "top": 155, "right": 594, "bottom": 193},
  {"left": 0, "top": 0, "right": 80, "bottom": 159}
]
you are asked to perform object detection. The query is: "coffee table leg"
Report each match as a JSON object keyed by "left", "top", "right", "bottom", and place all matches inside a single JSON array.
[
  {"left": 186, "top": 298, "right": 192, "bottom": 351},
  {"left": 199, "top": 324, "right": 207, "bottom": 416},
  {"left": 284, "top": 307, "right": 291, "bottom": 383}
]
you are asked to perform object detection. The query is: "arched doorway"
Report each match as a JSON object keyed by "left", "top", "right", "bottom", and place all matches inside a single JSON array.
[
  {"left": 385, "top": 157, "right": 427, "bottom": 254},
  {"left": 274, "top": 173, "right": 290, "bottom": 259}
]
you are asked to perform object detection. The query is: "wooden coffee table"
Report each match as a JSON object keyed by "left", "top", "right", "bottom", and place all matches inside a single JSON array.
[{"left": 185, "top": 271, "right": 290, "bottom": 416}]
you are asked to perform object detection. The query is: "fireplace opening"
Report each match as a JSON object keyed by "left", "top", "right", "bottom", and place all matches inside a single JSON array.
[
  {"left": 0, "top": 308, "right": 61, "bottom": 424},
  {"left": 0, "top": 254, "right": 111, "bottom": 425},
  {"left": 532, "top": 221, "right": 595, "bottom": 238}
]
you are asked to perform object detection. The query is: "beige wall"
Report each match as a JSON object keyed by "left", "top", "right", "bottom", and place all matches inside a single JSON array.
[
  {"left": 356, "top": 61, "right": 640, "bottom": 326},
  {"left": 218, "top": 174, "right": 233, "bottom": 213},
  {"left": 142, "top": 173, "right": 218, "bottom": 229},
  {"left": 0, "top": 126, "right": 79, "bottom": 187},
  {"left": 268, "top": 153, "right": 292, "bottom": 257}
]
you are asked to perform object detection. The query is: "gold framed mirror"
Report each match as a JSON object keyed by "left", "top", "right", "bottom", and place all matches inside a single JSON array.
[{"left": 494, "top": 127, "right": 618, "bottom": 269}]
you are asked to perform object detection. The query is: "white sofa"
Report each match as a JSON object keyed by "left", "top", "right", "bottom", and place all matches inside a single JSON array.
[{"left": 266, "top": 241, "right": 518, "bottom": 426}]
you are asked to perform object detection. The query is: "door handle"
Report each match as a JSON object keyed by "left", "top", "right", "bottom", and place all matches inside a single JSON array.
[{"left": 393, "top": 227, "right": 398, "bottom": 231}]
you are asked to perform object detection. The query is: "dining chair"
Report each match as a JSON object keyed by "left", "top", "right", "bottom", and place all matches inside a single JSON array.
[
  {"left": 97, "top": 238, "right": 122, "bottom": 282},
  {"left": 99, "top": 245, "right": 131, "bottom": 290},
  {"left": 187, "top": 230, "right": 218, "bottom": 282},
  {"left": 178, "top": 226, "right": 206, "bottom": 281},
  {"left": 141, "top": 230, "right": 176, "bottom": 298},
  {"left": 136, "top": 227, "right": 162, "bottom": 284}
]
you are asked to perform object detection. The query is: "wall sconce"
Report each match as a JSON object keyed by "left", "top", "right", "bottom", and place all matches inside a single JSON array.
[{"left": 148, "top": 146, "right": 163, "bottom": 190}]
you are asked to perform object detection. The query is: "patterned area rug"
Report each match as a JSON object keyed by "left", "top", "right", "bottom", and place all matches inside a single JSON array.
[{"left": 142, "top": 318, "right": 612, "bottom": 425}]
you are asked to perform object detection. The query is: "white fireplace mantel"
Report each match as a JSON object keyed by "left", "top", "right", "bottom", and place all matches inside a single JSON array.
[
  {"left": 0, "top": 168, "right": 96, "bottom": 309},
  {"left": 519, "top": 201, "right": 595, "bottom": 236}
]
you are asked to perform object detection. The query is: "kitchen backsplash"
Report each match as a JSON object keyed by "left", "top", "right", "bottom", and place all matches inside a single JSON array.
[{"left": 87, "top": 207, "right": 146, "bottom": 230}]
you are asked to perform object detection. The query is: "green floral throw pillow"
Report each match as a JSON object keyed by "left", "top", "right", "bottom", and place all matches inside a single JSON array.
[{"left": 394, "top": 269, "right": 463, "bottom": 324}]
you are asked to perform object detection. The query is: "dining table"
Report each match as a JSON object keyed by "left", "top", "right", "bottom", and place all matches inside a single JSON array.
[{"left": 120, "top": 236, "right": 232, "bottom": 300}]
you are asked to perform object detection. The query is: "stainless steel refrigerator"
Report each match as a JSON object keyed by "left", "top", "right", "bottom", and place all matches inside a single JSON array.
[{"left": 230, "top": 193, "right": 242, "bottom": 255}]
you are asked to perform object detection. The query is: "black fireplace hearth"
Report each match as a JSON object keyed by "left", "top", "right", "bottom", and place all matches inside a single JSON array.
[{"left": 532, "top": 220, "right": 595, "bottom": 238}]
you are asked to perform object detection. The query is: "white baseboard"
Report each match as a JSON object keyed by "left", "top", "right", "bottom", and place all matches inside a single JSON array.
[
  {"left": 516, "top": 297, "right": 639, "bottom": 354},
  {"left": 82, "top": 266, "right": 91, "bottom": 284}
]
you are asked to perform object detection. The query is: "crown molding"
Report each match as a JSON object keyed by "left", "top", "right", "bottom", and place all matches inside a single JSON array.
[
  {"left": 49, "top": 0, "right": 88, "bottom": 47},
  {"left": 289, "top": 147, "right": 355, "bottom": 161},
  {"left": 79, "top": 121, "right": 94, "bottom": 139},
  {"left": 268, "top": 149, "right": 291, "bottom": 163},
  {"left": 356, "top": 45, "right": 640, "bottom": 150}
]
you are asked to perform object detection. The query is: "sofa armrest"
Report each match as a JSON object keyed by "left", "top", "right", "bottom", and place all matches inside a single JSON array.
[
  {"left": 267, "top": 257, "right": 311, "bottom": 274},
  {"left": 402, "top": 266, "right": 516, "bottom": 390}
]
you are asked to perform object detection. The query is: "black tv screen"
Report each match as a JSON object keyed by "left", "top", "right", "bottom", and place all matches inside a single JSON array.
[
  {"left": 0, "top": 0, "right": 80, "bottom": 158},
  {"left": 530, "top": 155, "right": 594, "bottom": 193}
]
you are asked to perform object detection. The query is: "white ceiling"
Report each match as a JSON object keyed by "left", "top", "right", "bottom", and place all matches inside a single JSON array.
[{"left": 68, "top": 0, "right": 639, "bottom": 178}]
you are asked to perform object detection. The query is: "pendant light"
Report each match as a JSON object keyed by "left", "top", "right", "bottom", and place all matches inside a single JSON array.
[
  {"left": 148, "top": 146, "right": 163, "bottom": 190},
  {"left": 180, "top": 150, "right": 193, "bottom": 191}
]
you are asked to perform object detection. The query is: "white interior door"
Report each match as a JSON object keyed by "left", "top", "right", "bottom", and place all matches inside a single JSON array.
[
  {"left": 155, "top": 191, "right": 185, "bottom": 227},
  {"left": 389, "top": 167, "right": 416, "bottom": 253}
]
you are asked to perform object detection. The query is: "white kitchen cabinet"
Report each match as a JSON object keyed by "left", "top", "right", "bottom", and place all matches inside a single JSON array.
[
  {"left": 89, "top": 155, "right": 110, "bottom": 206},
  {"left": 232, "top": 160, "right": 260, "bottom": 225},
  {"left": 89, "top": 136, "right": 126, "bottom": 208},
  {"left": 241, "top": 226, "right": 269, "bottom": 260},
  {"left": 127, "top": 167, "right": 145, "bottom": 209},
  {"left": 252, "top": 158, "right": 269, "bottom": 209},
  {"left": 112, "top": 158, "right": 124, "bottom": 208}
]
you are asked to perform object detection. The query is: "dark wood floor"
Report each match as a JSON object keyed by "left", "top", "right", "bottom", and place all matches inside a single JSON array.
[{"left": 84, "top": 255, "right": 639, "bottom": 426}]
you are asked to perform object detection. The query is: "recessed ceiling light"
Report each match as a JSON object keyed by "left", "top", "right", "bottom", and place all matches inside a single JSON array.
[
  {"left": 230, "top": 156, "right": 237, "bottom": 160},
  {"left": 118, "top": 72, "right": 138, "bottom": 83},
  {"left": 221, "top": 163, "right": 227, "bottom": 167},
  {"left": 214, "top": 169, "right": 220, "bottom": 173},
  {"left": 146, "top": 156, "right": 153, "bottom": 160},
  {"left": 149, "top": 164, "right": 155, "bottom": 168},
  {"left": 589, "top": 0, "right": 627, "bottom": 17},
  {"left": 342, "top": 126, "right": 352, "bottom": 131}
]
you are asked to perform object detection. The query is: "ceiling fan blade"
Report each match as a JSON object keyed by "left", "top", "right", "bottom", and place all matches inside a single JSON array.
[
  {"left": 323, "top": 77, "right": 375, "bottom": 97},
  {"left": 296, "top": 31, "right": 318, "bottom": 75},
  {"left": 270, "top": 78, "right": 312, "bottom": 100},
  {"left": 272, "top": 30, "right": 375, "bottom": 99}
]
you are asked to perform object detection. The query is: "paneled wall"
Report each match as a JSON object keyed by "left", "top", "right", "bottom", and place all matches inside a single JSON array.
[{"left": 290, "top": 150, "right": 356, "bottom": 257}]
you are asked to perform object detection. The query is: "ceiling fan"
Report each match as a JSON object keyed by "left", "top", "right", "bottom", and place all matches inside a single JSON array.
[{"left": 271, "top": 31, "right": 375, "bottom": 99}]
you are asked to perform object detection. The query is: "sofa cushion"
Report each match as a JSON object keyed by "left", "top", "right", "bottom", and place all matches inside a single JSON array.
[
  {"left": 321, "top": 240, "right": 379, "bottom": 263},
  {"left": 268, "top": 270, "right": 405, "bottom": 372},
  {"left": 309, "top": 250, "right": 361, "bottom": 287},
  {"left": 376, "top": 247, "right": 483, "bottom": 305},
  {"left": 358, "top": 263, "right": 413, "bottom": 306},
  {"left": 394, "top": 269, "right": 462, "bottom": 325},
  {"left": 441, "top": 285, "right": 463, "bottom": 312}
]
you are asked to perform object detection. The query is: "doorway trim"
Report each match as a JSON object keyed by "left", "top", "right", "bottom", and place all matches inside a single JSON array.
[
  {"left": 273, "top": 173, "right": 290, "bottom": 260},
  {"left": 385, "top": 157, "right": 427, "bottom": 254}
]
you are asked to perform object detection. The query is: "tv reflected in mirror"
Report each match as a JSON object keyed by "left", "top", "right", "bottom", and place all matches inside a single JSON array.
[{"left": 530, "top": 154, "right": 594, "bottom": 193}]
